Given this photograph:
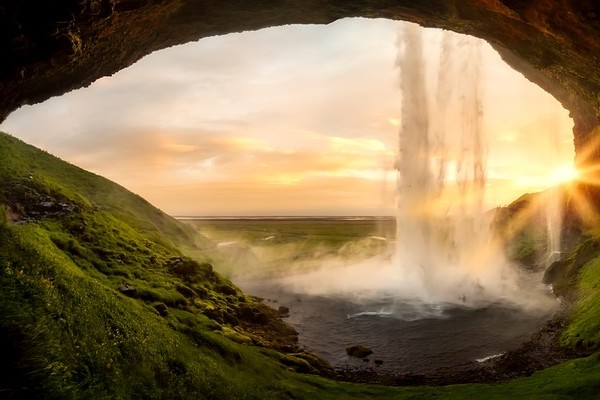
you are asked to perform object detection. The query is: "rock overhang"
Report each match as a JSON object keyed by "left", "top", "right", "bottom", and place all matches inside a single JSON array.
[{"left": 1, "top": 0, "right": 599, "bottom": 161}]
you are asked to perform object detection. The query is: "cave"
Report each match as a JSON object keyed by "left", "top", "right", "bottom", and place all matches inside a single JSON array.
[
  {"left": 2, "top": 0, "right": 600, "bottom": 168},
  {"left": 3, "top": 2, "right": 600, "bottom": 396}
]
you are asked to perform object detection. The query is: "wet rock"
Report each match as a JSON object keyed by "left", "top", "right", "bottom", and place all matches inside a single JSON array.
[
  {"left": 118, "top": 284, "right": 137, "bottom": 298},
  {"left": 346, "top": 345, "right": 373, "bottom": 358},
  {"left": 278, "top": 305, "right": 290, "bottom": 317}
]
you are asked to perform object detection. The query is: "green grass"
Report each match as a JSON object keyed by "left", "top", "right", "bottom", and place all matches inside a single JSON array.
[
  {"left": 2, "top": 130, "right": 600, "bottom": 399},
  {"left": 563, "top": 254, "right": 600, "bottom": 350},
  {"left": 0, "top": 132, "right": 208, "bottom": 252},
  {"left": 187, "top": 218, "right": 394, "bottom": 246},
  {"left": 0, "top": 223, "right": 301, "bottom": 399}
]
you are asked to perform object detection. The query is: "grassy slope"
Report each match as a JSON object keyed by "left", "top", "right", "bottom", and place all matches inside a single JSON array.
[{"left": 1, "top": 131, "right": 600, "bottom": 398}]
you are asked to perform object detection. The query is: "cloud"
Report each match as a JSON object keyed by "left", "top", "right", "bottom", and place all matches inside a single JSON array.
[{"left": 0, "top": 18, "right": 574, "bottom": 216}]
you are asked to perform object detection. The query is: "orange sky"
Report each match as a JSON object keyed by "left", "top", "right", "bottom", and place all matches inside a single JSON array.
[{"left": 0, "top": 19, "right": 574, "bottom": 216}]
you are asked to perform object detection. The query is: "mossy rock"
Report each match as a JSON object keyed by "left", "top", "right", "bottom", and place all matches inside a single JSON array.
[
  {"left": 216, "top": 283, "right": 237, "bottom": 296},
  {"left": 222, "top": 327, "right": 253, "bottom": 345},
  {"left": 176, "top": 284, "right": 196, "bottom": 298},
  {"left": 165, "top": 257, "right": 214, "bottom": 283},
  {"left": 278, "top": 354, "right": 318, "bottom": 374}
]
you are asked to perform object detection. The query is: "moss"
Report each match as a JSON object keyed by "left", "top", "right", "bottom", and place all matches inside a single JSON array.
[
  {"left": 544, "top": 236, "right": 600, "bottom": 298},
  {"left": 562, "top": 256, "right": 600, "bottom": 350},
  {"left": 222, "top": 326, "right": 253, "bottom": 345}
]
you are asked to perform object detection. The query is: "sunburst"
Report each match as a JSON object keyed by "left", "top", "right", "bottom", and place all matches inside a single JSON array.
[{"left": 498, "top": 127, "right": 600, "bottom": 246}]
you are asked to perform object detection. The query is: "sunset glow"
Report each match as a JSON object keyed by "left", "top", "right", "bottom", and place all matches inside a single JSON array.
[
  {"left": 549, "top": 164, "right": 579, "bottom": 185},
  {"left": 0, "top": 19, "right": 574, "bottom": 216}
]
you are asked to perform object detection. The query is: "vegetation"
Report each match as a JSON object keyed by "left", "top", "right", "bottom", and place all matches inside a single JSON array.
[
  {"left": 0, "top": 132, "right": 308, "bottom": 398},
  {"left": 185, "top": 218, "right": 394, "bottom": 277},
  {"left": 2, "top": 130, "right": 600, "bottom": 398}
]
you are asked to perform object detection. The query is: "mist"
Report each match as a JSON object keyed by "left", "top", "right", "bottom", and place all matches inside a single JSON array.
[{"left": 229, "top": 25, "right": 559, "bottom": 318}]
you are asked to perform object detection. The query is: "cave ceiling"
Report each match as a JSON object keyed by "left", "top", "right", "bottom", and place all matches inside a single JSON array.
[{"left": 2, "top": 0, "right": 600, "bottom": 161}]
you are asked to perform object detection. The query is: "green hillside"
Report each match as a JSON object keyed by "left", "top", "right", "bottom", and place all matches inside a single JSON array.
[{"left": 1, "top": 130, "right": 600, "bottom": 399}]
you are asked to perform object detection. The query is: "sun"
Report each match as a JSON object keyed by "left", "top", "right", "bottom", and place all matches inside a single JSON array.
[{"left": 549, "top": 164, "right": 579, "bottom": 185}]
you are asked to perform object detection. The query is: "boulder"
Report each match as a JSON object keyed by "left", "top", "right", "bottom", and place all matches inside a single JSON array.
[
  {"left": 346, "top": 344, "right": 373, "bottom": 358},
  {"left": 278, "top": 306, "right": 290, "bottom": 317},
  {"left": 118, "top": 284, "right": 137, "bottom": 298}
]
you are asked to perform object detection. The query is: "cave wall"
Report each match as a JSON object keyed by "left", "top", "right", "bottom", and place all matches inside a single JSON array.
[{"left": 2, "top": 0, "right": 600, "bottom": 164}]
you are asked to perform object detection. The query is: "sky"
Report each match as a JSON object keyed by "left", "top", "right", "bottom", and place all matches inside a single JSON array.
[{"left": 0, "top": 18, "right": 575, "bottom": 216}]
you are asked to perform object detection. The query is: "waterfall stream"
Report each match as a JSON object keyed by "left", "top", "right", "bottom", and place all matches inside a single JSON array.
[{"left": 394, "top": 24, "right": 515, "bottom": 305}]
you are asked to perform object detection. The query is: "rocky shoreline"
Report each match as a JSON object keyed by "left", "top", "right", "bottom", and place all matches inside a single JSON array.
[{"left": 333, "top": 310, "right": 589, "bottom": 386}]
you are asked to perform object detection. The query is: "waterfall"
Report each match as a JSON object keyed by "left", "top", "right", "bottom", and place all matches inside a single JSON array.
[
  {"left": 394, "top": 24, "right": 502, "bottom": 303},
  {"left": 545, "top": 116, "right": 563, "bottom": 265},
  {"left": 545, "top": 186, "right": 562, "bottom": 265}
]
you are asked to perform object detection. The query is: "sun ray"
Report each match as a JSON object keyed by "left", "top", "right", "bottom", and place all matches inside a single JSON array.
[
  {"left": 549, "top": 164, "right": 579, "bottom": 185},
  {"left": 566, "top": 183, "right": 600, "bottom": 226},
  {"left": 494, "top": 190, "right": 549, "bottom": 246}
]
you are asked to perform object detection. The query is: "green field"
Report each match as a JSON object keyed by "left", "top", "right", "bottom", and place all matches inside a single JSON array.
[
  {"left": 183, "top": 217, "right": 395, "bottom": 278},
  {"left": 185, "top": 217, "right": 395, "bottom": 245}
]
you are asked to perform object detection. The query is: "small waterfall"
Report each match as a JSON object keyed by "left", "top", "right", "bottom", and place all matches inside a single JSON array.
[
  {"left": 394, "top": 25, "right": 504, "bottom": 304},
  {"left": 545, "top": 116, "right": 563, "bottom": 265},
  {"left": 545, "top": 185, "right": 562, "bottom": 265}
]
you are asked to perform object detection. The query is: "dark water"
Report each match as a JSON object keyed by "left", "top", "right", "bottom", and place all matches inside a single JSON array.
[{"left": 240, "top": 280, "right": 557, "bottom": 375}]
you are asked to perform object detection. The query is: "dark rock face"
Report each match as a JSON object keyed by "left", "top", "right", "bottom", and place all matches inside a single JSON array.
[{"left": 1, "top": 1, "right": 600, "bottom": 164}]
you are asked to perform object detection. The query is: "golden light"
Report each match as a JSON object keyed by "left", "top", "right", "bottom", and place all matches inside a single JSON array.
[
  {"left": 388, "top": 117, "right": 401, "bottom": 127},
  {"left": 549, "top": 164, "right": 579, "bottom": 185}
]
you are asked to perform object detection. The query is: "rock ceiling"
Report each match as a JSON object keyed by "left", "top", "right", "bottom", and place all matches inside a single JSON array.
[{"left": 2, "top": 1, "right": 599, "bottom": 161}]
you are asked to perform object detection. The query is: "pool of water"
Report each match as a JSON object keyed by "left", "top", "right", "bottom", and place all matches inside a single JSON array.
[{"left": 239, "top": 278, "right": 558, "bottom": 375}]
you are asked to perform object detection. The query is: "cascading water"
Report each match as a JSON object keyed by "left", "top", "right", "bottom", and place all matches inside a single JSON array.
[
  {"left": 394, "top": 24, "right": 513, "bottom": 305},
  {"left": 545, "top": 186, "right": 562, "bottom": 264},
  {"left": 249, "top": 23, "right": 557, "bottom": 313},
  {"left": 545, "top": 117, "right": 563, "bottom": 265}
]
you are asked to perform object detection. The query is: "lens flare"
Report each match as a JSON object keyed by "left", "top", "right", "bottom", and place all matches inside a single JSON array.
[{"left": 549, "top": 164, "right": 579, "bottom": 185}]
